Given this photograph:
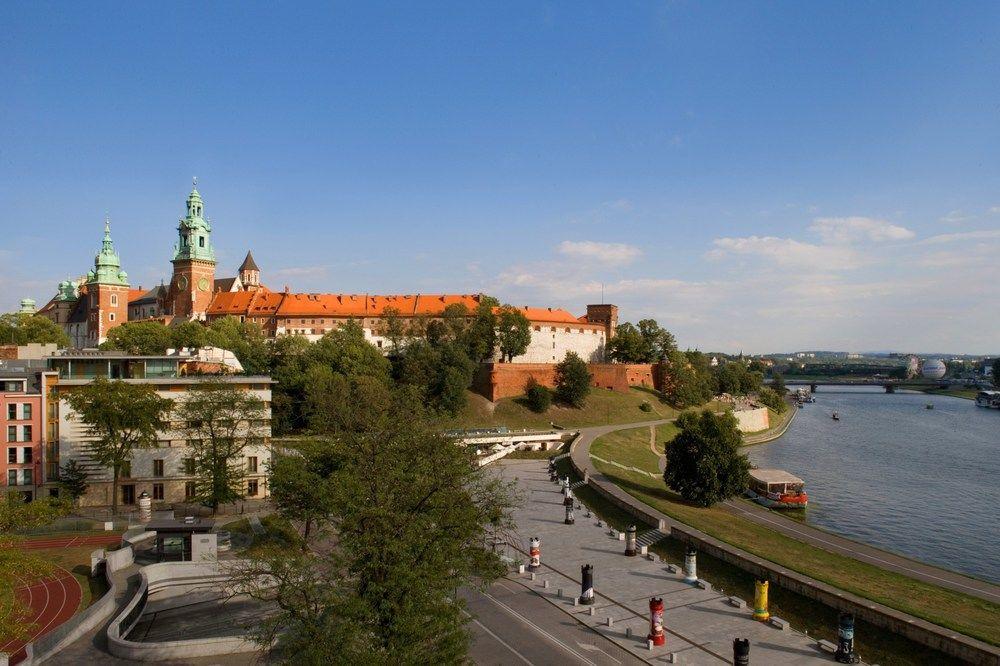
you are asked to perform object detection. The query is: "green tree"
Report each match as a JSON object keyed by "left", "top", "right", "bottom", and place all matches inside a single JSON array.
[
  {"left": 663, "top": 410, "right": 750, "bottom": 507},
  {"left": 58, "top": 460, "right": 90, "bottom": 506},
  {"left": 171, "top": 320, "right": 208, "bottom": 349},
  {"left": 0, "top": 313, "right": 70, "bottom": 347},
  {"left": 180, "top": 380, "right": 267, "bottom": 514},
  {"left": 637, "top": 319, "right": 677, "bottom": 361},
  {"left": 234, "top": 383, "right": 518, "bottom": 663},
  {"left": 205, "top": 316, "right": 271, "bottom": 375},
  {"left": 0, "top": 493, "right": 70, "bottom": 643},
  {"left": 461, "top": 296, "right": 499, "bottom": 361},
  {"left": 554, "top": 351, "right": 592, "bottom": 407},
  {"left": 268, "top": 335, "right": 314, "bottom": 434},
  {"left": 66, "top": 379, "right": 173, "bottom": 514},
  {"left": 306, "top": 321, "right": 391, "bottom": 381},
  {"left": 101, "top": 321, "right": 173, "bottom": 354},
  {"left": 496, "top": 305, "right": 531, "bottom": 362},
  {"left": 756, "top": 387, "right": 787, "bottom": 414},
  {"left": 605, "top": 322, "right": 647, "bottom": 363},
  {"left": 992, "top": 358, "right": 1000, "bottom": 388},
  {"left": 268, "top": 445, "right": 337, "bottom": 552},
  {"left": 523, "top": 377, "right": 552, "bottom": 413},
  {"left": 392, "top": 340, "right": 475, "bottom": 416},
  {"left": 381, "top": 306, "right": 406, "bottom": 354},
  {"left": 770, "top": 371, "right": 787, "bottom": 396}
]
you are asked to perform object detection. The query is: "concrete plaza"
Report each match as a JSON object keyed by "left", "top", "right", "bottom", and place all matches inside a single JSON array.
[{"left": 497, "top": 459, "right": 847, "bottom": 665}]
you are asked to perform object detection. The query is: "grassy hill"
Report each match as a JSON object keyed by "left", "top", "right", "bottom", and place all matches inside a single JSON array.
[{"left": 447, "top": 387, "right": 676, "bottom": 431}]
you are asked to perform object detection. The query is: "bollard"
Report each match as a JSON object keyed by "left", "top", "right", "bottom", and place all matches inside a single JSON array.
[
  {"left": 565, "top": 504, "right": 575, "bottom": 525},
  {"left": 625, "top": 524, "right": 637, "bottom": 556},
  {"left": 753, "top": 579, "right": 770, "bottom": 621},
  {"left": 528, "top": 537, "right": 541, "bottom": 571},
  {"left": 733, "top": 638, "right": 750, "bottom": 665},
  {"left": 564, "top": 494, "right": 574, "bottom": 507},
  {"left": 835, "top": 612, "right": 857, "bottom": 663},
  {"left": 648, "top": 597, "right": 666, "bottom": 646},
  {"left": 543, "top": 580, "right": 549, "bottom": 589},
  {"left": 579, "top": 564, "right": 595, "bottom": 605},
  {"left": 683, "top": 545, "right": 698, "bottom": 583}
]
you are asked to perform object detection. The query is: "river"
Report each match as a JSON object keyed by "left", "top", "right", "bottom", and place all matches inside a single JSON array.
[{"left": 746, "top": 387, "right": 1000, "bottom": 583}]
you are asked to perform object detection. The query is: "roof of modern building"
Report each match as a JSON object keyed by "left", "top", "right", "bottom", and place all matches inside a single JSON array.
[{"left": 750, "top": 468, "right": 805, "bottom": 485}]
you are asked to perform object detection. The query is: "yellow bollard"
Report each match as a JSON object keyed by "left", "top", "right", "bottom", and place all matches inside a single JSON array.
[{"left": 753, "top": 580, "right": 770, "bottom": 621}]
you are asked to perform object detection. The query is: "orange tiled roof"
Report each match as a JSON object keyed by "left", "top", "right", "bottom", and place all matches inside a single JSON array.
[
  {"left": 207, "top": 291, "right": 593, "bottom": 324},
  {"left": 127, "top": 289, "right": 147, "bottom": 303}
]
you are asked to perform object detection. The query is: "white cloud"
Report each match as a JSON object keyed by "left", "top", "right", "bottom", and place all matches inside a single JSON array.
[
  {"left": 940, "top": 210, "right": 975, "bottom": 224},
  {"left": 919, "top": 229, "right": 1000, "bottom": 245},
  {"left": 557, "top": 240, "right": 642, "bottom": 265},
  {"left": 603, "top": 198, "right": 633, "bottom": 211},
  {"left": 707, "top": 236, "right": 861, "bottom": 269},
  {"left": 988, "top": 206, "right": 1000, "bottom": 215},
  {"left": 809, "top": 216, "right": 914, "bottom": 244}
]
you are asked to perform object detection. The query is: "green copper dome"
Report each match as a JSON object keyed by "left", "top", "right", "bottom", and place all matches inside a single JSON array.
[
  {"left": 87, "top": 218, "right": 130, "bottom": 286},
  {"left": 173, "top": 179, "right": 216, "bottom": 263}
]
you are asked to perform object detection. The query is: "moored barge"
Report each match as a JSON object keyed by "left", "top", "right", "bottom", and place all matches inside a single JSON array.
[{"left": 746, "top": 469, "right": 809, "bottom": 509}]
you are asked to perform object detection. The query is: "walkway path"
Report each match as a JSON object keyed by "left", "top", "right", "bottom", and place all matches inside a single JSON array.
[
  {"left": 498, "top": 458, "right": 837, "bottom": 664},
  {"left": 575, "top": 420, "right": 1000, "bottom": 604}
]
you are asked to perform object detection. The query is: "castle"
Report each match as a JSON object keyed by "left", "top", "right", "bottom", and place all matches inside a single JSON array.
[{"left": 34, "top": 183, "right": 618, "bottom": 363}]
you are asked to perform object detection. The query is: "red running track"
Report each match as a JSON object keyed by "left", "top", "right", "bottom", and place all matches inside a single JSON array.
[{"left": 0, "top": 567, "right": 83, "bottom": 665}]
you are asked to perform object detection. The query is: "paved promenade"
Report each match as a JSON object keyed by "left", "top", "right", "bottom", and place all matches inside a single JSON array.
[
  {"left": 498, "top": 459, "right": 837, "bottom": 665},
  {"left": 573, "top": 420, "right": 1000, "bottom": 605}
]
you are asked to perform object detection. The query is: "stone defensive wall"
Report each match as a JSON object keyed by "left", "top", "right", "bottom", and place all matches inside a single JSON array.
[
  {"left": 473, "top": 362, "right": 660, "bottom": 401},
  {"left": 567, "top": 434, "right": 1000, "bottom": 666}
]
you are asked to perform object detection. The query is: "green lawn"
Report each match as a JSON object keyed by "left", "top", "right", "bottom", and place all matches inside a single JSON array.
[
  {"left": 589, "top": 429, "right": 1000, "bottom": 646},
  {"left": 448, "top": 387, "right": 676, "bottom": 430},
  {"left": 922, "top": 388, "right": 979, "bottom": 400},
  {"left": 590, "top": 426, "right": 662, "bottom": 472}
]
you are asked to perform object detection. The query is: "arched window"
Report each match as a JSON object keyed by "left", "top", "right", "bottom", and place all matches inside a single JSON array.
[{"left": 199, "top": 236, "right": 205, "bottom": 248}]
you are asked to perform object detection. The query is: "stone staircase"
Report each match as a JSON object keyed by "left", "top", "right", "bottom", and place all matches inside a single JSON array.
[{"left": 636, "top": 529, "right": 670, "bottom": 549}]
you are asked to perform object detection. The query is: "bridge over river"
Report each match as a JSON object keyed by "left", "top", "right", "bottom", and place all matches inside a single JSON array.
[{"left": 785, "top": 378, "right": 957, "bottom": 393}]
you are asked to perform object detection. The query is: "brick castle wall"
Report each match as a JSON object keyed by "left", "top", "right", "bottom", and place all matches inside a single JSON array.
[{"left": 473, "top": 362, "right": 662, "bottom": 402}]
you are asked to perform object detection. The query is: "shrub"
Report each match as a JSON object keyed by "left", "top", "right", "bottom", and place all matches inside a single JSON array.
[
  {"left": 524, "top": 378, "right": 553, "bottom": 413},
  {"left": 639, "top": 401, "right": 653, "bottom": 412}
]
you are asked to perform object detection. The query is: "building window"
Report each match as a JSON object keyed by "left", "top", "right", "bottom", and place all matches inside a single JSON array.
[
  {"left": 110, "top": 294, "right": 118, "bottom": 306},
  {"left": 22, "top": 404, "right": 31, "bottom": 420},
  {"left": 109, "top": 313, "right": 115, "bottom": 322},
  {"left": 7, "top": 448, "right": 15, "bottom": 464},
  {"left": 122, "top": 484, "right": 135, "bottom": 505},
  {"left": 153, "top": 459, "right": 164, "bottom": 477},
  {"left": 247, "top": 479, "right": 258, "bottom": 497},
  {"left": 247, "top": 456, "right": 258, "bottom": 473},
  {"left": 185, "top": 481, "right": 196, "bottom": 499},
  {"left": 153, "top": 483, "right": 164, "bottom": 500},
  {"left": 6, "top": 470, "right": 15, "bottom": 486},
  {"left": 22, "top": 447, "right": 32, "bottom": 463},
  {"left": 21, "top": 469, "right": 32, "bottom": 486},
  {"left": 199, "top": 236, "right": 205, "bottom": 248},
  {"left": 182, "top": 458, "right": 195, "bottom": 475},
  {"left": 22, "top": 426, "right": 31, "bottom": 442},
  {"left": 7, "top": 404, "right": 15, "bottom": 419}
]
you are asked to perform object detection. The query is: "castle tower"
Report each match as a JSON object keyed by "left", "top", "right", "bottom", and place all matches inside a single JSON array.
[
  {"left": 238, "top": 251, "right": 261, "bottom": 291},
  {"left": 85, "top": 218, "right": 130, "bottom": 345},
  {"left": 169, "top": 181, "right": 217, "bottom": 319}
]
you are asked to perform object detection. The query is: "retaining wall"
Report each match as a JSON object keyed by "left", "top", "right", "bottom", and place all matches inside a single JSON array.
[
  {"left": 107, "top": 561, "right": 259, "bottom": 662},
  {"left": 568, "top": 441, "right": 1000, "bottom": 666},
  {"left": 733, "top": 407, "right": 769, "bottom": 433},
  {"left": 473, "top": 362, "right": 660, "bottom": 401}
]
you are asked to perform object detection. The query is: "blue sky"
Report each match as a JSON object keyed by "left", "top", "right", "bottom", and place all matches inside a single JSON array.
[{"left": 2, "top": 2, "right": 998, "bottom": 353}]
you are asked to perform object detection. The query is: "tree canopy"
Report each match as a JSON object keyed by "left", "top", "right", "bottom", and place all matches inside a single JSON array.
[
  {"left": 66, "top": 379, "right": 173, "bottom": 514},
  {"left": 496, "top": 305, "right": 531, "bottom": 362},
  {"left": 606, "top": 319, "right": 676, "bottom": 363},
  {"left": 237, "top": 383, "right": 518, "bottom": 663},
  {"left": 993, "top": 358, "right": 1000, "bottom": 388},
  {"left": 0, "top": 313, "right": 70, "bottom": 347},
  {"left": 102, "top": 321, "right": 174, "bottom": 354},
  {"left": 663, "top": 410, "right": 750, "bottom": 507},
  {"left": 554, "top": 351, "right": 592, "bottom": 407}
]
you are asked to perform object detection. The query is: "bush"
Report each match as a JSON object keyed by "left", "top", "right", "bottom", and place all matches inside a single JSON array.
[
  {"left": 756, "top": 387, "right": 787, "bottom": 414},
  {"left": 554, "top": 352, "right": 592, "bottom": 408},
  {"left": 639, "top": 401, "right": 652, "bottom": 412},
  {"left": 524, "top": 378, "right": 553, "bottom": 413}
]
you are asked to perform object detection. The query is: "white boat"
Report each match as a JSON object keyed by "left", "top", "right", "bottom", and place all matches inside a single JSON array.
[
  {"left": 746, "top": 469, "right": 808, "bottom": 509},
  {"left": 976, "top": 390, "right": 1000, "bottom": 409}
]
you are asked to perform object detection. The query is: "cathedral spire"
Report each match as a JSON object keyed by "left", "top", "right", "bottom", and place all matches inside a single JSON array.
[
  {"left": 88, "top": 215, "right": 129, "bottom": 286},
  {"left": 174, "top": 181, "right": 215, "bottom": 264}
]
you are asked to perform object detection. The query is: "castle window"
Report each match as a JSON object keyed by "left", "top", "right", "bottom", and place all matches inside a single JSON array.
[
  {"left": 110, "top": 294, "right": 118, "bottom": 306},
  {"left": 109, "top": 313, "right": 115, "bottom": 322},
  {"left": 199, "top": 236, "right": 205, "bottom": 248}
]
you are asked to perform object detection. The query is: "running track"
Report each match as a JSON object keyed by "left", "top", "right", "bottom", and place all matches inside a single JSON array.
[{"left": 1, "top": 535, "right": 118, "bottom": 664}]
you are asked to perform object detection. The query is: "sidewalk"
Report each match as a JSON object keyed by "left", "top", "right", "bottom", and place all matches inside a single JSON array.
[{"left": 500, "top": 459, "right": 838, "bottom": 665}]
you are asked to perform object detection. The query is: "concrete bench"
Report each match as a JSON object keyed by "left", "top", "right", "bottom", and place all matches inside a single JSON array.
[
  {"left": 728, "top": 596, "right": 746, "bottom": 609},
  {"left": 665, "top": 564, "right": 679, "bottom": 573},
  {"left": 695, "top": 578, "right": 711, "bottom": 590},
  {"left": 769, "top": 616, "right": 790, "bottom": 630},
  {"left": 817, "top": 639, "right": 837, "bottom": 653}
]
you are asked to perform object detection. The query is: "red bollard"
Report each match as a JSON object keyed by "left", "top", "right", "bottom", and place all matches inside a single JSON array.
[
  {"left": 528, "top": 537, "right": 541, "bottom": 571},
  {"left": 648, "top": 597, "right": 665, "bottom": 646}
]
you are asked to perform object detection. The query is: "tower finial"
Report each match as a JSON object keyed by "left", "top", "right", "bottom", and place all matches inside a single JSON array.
[
  {"left": 192, "top": 176, "right": 198, "bottom": 188},
  {"left": 104, "top": 213, "right": 111, "bottom": 237}
]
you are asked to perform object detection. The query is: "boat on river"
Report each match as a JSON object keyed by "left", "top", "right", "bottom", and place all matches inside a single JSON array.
[
  {"left": 746, "top": 469, "right": 808, "bottom": 509},
  {"left": 832, "top": 412, "right": 840, "bottom": 420},
  {"left": 976, "top": 390, "right": 1000, "bottom": 409}
]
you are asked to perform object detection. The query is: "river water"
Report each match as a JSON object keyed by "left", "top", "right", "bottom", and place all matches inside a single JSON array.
[{"left": 746, "top": 387, "right": 1000, "bottom": 583}]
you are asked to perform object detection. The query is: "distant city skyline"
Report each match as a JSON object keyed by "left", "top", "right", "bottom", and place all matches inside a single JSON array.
[{"left": 2, "top": 3, "right": 998, "bottom": 354}]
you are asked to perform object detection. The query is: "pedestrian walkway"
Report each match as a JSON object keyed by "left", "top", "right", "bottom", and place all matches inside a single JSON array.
[{"left": 501, "top": 459, "right": 840, "bottom": 665}]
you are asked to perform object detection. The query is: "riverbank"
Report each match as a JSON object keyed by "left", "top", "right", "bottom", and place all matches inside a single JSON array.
[
  {"left": 920, "top": 387, "right": 979, "bottom": 400},
  {"left": 583, "top": 425, "right": 1000, "bottom": 648},
  {"left": 743, "top": 403, "right": 796, "bottom": 445}
]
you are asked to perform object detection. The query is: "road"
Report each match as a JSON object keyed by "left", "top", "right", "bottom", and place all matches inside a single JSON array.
[
  {"left": 464, "top": 579, "right": 645, "bottom": 666},
  {"left": 571, "top": 420, "right": 1000, "bottom": 605}
]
